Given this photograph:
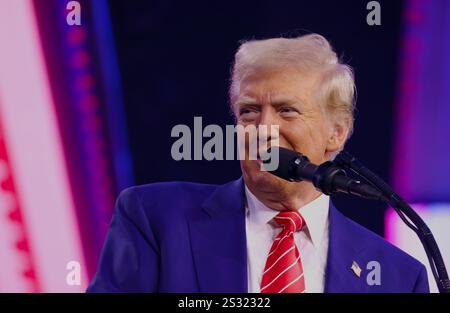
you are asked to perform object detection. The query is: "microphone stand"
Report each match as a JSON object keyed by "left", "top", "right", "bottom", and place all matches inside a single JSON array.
[{"left": 334, "top": 150, "right": 450, "bottom": 293}]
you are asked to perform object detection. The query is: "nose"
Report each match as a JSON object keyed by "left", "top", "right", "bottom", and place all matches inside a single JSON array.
[
  {"left": 257, "top": 107, "right": 280, "bottom": 151},
  {"left": 258, "top": 106, "right": 278, "bottom": 130}
]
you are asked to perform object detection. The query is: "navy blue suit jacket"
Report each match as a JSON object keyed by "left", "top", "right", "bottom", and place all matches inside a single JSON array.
[{"left": 87, "top": 178, "right": 429, "bottom": 292}]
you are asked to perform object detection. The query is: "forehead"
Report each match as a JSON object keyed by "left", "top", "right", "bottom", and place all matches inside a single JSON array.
[{"left": 238, "top": 67, "right": 319, "bottom": 100}]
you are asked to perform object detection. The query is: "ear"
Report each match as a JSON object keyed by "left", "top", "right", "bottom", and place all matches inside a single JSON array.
[{"left": 325, "top": 118, "right": 350, "bottom": 155}]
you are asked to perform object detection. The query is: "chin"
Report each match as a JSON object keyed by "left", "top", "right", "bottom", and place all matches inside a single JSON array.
[{"left": 246, "top": 165, "right": 287, "bottom": 193}]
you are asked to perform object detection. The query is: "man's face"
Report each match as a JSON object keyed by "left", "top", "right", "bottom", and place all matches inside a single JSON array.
[{"left": 235, "top": 68, "right": 338, "bottom": 206}]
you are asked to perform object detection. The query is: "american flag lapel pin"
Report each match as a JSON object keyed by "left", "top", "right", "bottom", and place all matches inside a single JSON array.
[{"left": 351, "top": 261, "right": 362, "bottom": 277}]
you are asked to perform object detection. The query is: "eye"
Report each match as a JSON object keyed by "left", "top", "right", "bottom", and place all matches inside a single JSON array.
[
  {"left": 239, "top": 107, "right": 259, "bottom": 121},
  {"left": 279, "top": 106, "right": 299, "bottom": 117}
]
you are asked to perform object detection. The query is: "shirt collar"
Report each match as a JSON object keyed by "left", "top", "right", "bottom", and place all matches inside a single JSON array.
[{"left": 245, "top": 185, "right": 329, "bottom": 247}]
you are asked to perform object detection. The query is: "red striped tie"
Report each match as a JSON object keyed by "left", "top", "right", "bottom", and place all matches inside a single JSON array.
[{"left": 260, "top": 210, "right": 306, "bottom": 293}]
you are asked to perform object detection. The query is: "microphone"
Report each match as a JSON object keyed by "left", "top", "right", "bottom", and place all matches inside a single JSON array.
[{"left": 261, "top": 146, "right": 385, "bottom": 200}]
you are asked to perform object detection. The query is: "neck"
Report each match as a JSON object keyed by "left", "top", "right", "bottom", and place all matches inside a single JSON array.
[{"left": 246, "top": 180, "right": 322, "bottom": 211}]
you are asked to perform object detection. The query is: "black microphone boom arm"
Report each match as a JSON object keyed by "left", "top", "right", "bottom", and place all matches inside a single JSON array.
[{"left": 263, "top": 146, "right": 450, "bottom": 293}]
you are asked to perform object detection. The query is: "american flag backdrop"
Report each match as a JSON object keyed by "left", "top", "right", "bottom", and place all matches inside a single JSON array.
[{"left": 0, "top": 0, "right": 133, "bottom": 292}]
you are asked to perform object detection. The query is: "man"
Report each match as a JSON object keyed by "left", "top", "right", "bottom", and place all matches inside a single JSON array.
[{"left": 87, "top": 34, "right": 429, "bottom": 293}]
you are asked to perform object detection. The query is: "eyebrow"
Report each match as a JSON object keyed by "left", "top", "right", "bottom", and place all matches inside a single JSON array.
[
  {"left": 235, "top": 95, "right": 301, "bottom": 107},
  {"left": 235, "top": 96, "right": 259, "bottom": 107},
  {"left": 270, "top": 95, "right": 299, "bottom": 107}
]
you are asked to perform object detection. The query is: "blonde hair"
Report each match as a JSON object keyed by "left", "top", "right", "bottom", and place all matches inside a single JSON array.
[{"left": 229, "top": 33, "right": 356, "bottom": 139}]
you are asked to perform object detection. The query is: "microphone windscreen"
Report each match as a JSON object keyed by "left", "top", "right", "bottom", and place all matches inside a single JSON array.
[{"left": 262, "top": 146, "right": 300, "bottom": 181}]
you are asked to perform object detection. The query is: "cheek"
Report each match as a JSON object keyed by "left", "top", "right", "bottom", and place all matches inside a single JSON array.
[
  {"left": 281, "top": 119, "right": 329, "bottom": 161},
  {"left": 281, "top": 120, "right": 312, "bottom": 146}
]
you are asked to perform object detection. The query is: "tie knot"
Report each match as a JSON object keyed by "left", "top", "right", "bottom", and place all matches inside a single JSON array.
[{"left": 273, "top": 210, "right": 305, "bottom": 233}]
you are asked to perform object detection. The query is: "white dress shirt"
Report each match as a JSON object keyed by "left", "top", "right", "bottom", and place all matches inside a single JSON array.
[{"left": 245, "top": 186, "right": 330, "bottom": 293}]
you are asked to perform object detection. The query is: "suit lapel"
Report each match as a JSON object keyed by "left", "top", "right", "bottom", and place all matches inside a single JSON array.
[
  {"left": 187, "top": 178, "right": 372, "bottom": 293},
  {"left": 187, "top": 178, "right": 248, "bottom": 292},
  {"left": 324, "top": 202, "right": 370, "bottom": 293}
]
